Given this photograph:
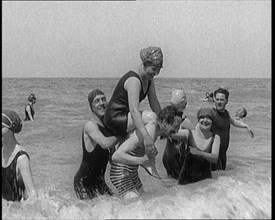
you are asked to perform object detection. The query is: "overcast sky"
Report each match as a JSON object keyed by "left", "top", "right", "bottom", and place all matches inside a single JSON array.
[{"left": 2, "top": 1, "right": 271, "bottom": 78}]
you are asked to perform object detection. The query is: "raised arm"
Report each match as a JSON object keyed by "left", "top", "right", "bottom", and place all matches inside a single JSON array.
[
  {"left": 17, "top": 155, "right": 37, "bottom": 201},
  {"left": 230, "top": 116, "right": 254, "bottom": 138},
  {"left": 85, "top": 121, "right": 119, "bottom": 150},
  {"left": 147, "top": 80, "right": 161, "bottom": 115}
]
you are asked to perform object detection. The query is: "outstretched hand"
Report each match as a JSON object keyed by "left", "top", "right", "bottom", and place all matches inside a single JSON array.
[{"left": 247, "top": 128, "right": 254, "bottom": 139}]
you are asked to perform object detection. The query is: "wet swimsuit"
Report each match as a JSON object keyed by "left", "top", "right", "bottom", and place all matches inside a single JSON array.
[
  {"left": 109, "top": 145, "right": 144, "bottom": 196},
  {"left": 210, "top": 108, "right": 230, "bottom": 170},
  {"left": 162, "top": 138, "right": 186, "bottom": 179},
  {"left": 178, "top": 135, "right": 215, "bottom": 185},
  {"left": 162, "top": 117, "right": 187, "bottom": 179},
  {"left": 104, "top": 71, "right": 151, "bottom": 136},
  {"left": 24, "top": 104, "right": 35, "bottom": 121},
  {"left": 2, "top": 150, "right": 30, "bottom": 201},
  {"left": 74, "top": 124, "right": 113, "bottom": 200}
]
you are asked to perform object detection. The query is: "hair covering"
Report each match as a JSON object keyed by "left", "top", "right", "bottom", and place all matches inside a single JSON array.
[
  {"left": 2, "top": 109, "right": 23, "bottom": 133},
  {"left": 28, "top": 93, "right": 36, "bottom": 102},
  {"left": 140, "top": 46, "right": 163, "bottom": 68},
  {"left": 88, "top": 89, "right": 105, "bottom": 104},
  {"left": 197, "top": 108, "right": 216, "bottom": 121},
  {"left": 170, "top": 89, "right": 187, "bottom": 106}
]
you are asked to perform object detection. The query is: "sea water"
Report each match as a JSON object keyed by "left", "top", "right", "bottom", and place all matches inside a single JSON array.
[{"left": 2, "top": 77, "right": 271, "bottom": 219}]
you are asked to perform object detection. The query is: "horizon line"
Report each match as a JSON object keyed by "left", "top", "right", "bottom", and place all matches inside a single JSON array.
[{"left": 2, "top": 76, "right": 271, "bottom": 79}]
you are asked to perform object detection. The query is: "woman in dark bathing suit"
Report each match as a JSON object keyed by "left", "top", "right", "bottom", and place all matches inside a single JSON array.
[
  {"left": 171, "top": 108, "right": 221, "bottom": 184},
  {"left": 74, "top": 89, "right": 120, "bottom": 200},
  {"left": 104, "top": 46, "right": 163, "bottom": 178},
  {"left": 2, "top": 109, "right": 37, "bottom": 202},
  {"left": 25, "top": 93, "right": 36, "bottom": 121}
]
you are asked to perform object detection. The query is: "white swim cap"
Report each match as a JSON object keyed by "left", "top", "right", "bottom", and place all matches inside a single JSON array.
[{"left": 170, "top": 89, "right": 187, "bottom": 110}]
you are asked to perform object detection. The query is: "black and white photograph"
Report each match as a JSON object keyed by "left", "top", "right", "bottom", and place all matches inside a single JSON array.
[{"left": 2, "top": 0, "right": 271, "bottom": 219}]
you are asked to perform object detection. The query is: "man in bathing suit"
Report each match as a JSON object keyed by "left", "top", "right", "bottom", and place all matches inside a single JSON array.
[
  {"left": 104, "top": 46, "right": 164, "bottom": 178},
  {"left": 211, "top": 87, "right": 254, "bottom": 170},
  {"left": 74, "top": 89, "right": 120, "bottom": 200},
  {"left": 110, "top": 105, "right": 182, "bottom": 199}
]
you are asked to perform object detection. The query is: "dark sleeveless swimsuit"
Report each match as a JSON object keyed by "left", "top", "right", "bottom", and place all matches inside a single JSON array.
[
  {"left": 210, "top": 108, "right": 230, "bottom": 170},
  {"left": 104, "top": 71, "right": 151, "bottom": 136},
  {"left": 74, "top": 124, "right": 113, "bottom": 200},
  {"left": 162, "top": 117, "right": 187, "bottom": 179},
  {"left": 2, "top": 150, "right": 30, "bottom": 201},
  {"left": 178, "top": 134, "right": 215, "bottom": 185},
  {"left": 24, "top": 104, "right": 35, "bottom": 121},
  {"left": 162, "top": 138, "right": 186, "bottom": 179}
]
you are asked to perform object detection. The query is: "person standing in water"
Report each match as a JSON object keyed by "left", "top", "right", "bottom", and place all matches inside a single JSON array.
[
  {"left": 74, "top": 89, "right": 120, "bottom": 200},
  {"left": 110, "top": 105, "right": 182, "bottom": 199},
  {"left": 104, "top": 46, "right": 163, "bottom": 178},
  {"left": 24, "top": 93, "right": 36, "bottom": 121},
  {"left": 2, "top": 109, "right": 38, "bottom": 202},
  {"left": 162, "top": 89, "right": 194, "bottom": 179},
  {"left": 171, "top": 108, "right": 221, "bottom": 184},
  {"left": 211, "top": 87, "right": 254, "bottom": 170}
]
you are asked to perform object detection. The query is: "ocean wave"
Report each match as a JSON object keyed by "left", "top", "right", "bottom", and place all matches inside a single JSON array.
[{"left": 2, "top": 175, "right": 271, "bottom": 219}]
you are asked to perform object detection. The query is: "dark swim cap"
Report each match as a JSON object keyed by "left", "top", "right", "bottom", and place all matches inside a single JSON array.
[
  {"left": 2, "top": 109, "right": 23, "bottom": 133},
  {"left": 197, "top": 108, "right": 216, "bottom": 121},
  {"left": 88, "top": 89, "right": 105, "bottom": 104},
  {"left": 140, "top": 46, "right": 163, "bottom": 68},
  {"left": 28, "top": 93, "right": 36, "bottom": 102}
]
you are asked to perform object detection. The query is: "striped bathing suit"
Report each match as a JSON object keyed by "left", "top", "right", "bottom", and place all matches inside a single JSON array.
[{"left": 110, "top": 145, "right": 145, "bottom": 196}]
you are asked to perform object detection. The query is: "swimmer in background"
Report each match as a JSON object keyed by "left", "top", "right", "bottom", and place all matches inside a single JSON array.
[
  {"left": 24, "top": 93, "right": 36, "bottom": 121},
  {"left": 2, "top": 109, "right": 38, "bottom": 202},
  {"left": 235, "top": 107, "right": 247, "bottom": 122},
  {"left": 169, "top": 89, "right": 194, "bottom": 130},
  {"left": 202, "top": 92, "right": 214, "bottom": 102},
  {"left": 104, "top": 46, "right": 164, "bottom": 179}
]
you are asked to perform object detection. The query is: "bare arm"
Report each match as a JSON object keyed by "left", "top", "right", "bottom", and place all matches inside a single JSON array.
[
  {"left": 112, "top": 130, "right": 151, "bottom": 166},
  {"left": 170, "top": 128, "right": 190, "bottom": 141},
  {"left": 189, "top": 134, "right": 221, "bottom": 164},
  {"left": 230, "top": 116, "right": 254, "bottom": 138},
  {"left": 180, "top": 117, "right": 195, "bottom": 130},
  {"left": 17, "top": 155, "right": 37, "bottom": 201},
  {"left": 85, "top": 121, "right": 119, "bottom": 150},
  {"left": 26, "top": 105, "right": 34, "bottom": 121},
  {"left": 147, "top": 80, "right": 161, "bottom": 115}
]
